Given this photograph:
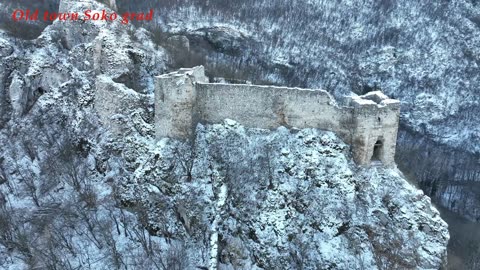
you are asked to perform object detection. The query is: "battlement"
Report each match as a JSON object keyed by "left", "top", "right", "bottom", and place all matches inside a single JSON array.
[{"left": 154, "top": 66, "right": 400, "bottom": 166}]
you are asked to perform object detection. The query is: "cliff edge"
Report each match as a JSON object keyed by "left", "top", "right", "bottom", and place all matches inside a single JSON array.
[{"left": 121, "top": 120, "right": 449, "bottom": 269}]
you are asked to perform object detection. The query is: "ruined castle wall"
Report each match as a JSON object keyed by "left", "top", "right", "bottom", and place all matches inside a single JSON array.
[
  {"left": 153, "top": 67, "right": 400, "bottom": 167},
  {"left": 154, "top": 66, "right": 208, "bottom": 139},
  {"left": 195, "top": 83, "right": 354, "bottom": 138},
  {"left": 95, "top": 75, "right": 146, "bottom": 135}
]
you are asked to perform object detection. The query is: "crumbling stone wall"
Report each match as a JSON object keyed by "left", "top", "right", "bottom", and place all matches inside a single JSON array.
[
  {"left": 154, "top": 66, "right": 400, "bottom": 166},
  {"left": 195, "top": 83, "right": 351, "bottom": 132},
  {"left": 95, "top": 75, "right": 146, "bottom": 135}
]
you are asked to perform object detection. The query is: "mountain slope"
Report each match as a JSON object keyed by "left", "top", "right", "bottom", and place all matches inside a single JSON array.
[{"left": 0, "top": 0, "right": 449, "bottom": 269}]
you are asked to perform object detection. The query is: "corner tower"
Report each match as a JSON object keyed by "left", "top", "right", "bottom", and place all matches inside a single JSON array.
[
  {"left": 350, "top": 91, "right": 400, "bottom": 166},
  {"left": 154, "top": 66, "right": 207, "bottom": 139}
]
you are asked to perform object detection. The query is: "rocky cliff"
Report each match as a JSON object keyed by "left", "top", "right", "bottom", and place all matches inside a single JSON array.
[
  {"left": 121, "top": 121, "right": 449, "bottom": 269},
  {"left": 0, "top": 0, "right": 449, "bottom": 269}
]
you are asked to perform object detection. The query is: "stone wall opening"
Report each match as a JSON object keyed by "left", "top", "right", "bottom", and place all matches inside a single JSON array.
[{"left": 372, "top": 140, "right": 383, "bottom": 162}]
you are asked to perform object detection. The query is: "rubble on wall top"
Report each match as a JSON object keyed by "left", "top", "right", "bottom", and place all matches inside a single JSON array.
[
  {"left": 155, "top": 66, "right": 203, "bottom": 78},
  {"left": 350, "top": 91, "right": 400, "bottom": 108},
  {"left": 361, "top": 91, "right": 390, "bottom": 103}
]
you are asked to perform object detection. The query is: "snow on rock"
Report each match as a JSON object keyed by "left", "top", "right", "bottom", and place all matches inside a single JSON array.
[
  {"left": 123, "top": 120, "right": 449, "bottom": 269},
  {"left": 0, "top": 0, "right": 168, "bottom": 268}
]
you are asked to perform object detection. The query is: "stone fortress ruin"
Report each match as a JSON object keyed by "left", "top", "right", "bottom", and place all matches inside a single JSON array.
[{"left": 154, "top": 66, "right": 400, "bottom": 167}]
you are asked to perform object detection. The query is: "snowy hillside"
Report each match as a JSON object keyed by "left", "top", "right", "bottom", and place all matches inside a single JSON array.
[{"left": 0, "top": 0, "right": 451, "bottom": 269}]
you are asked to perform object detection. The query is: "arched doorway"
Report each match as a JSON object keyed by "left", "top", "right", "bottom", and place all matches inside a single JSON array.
[{"left": 372, "top": 140, "right": 383, "bottom": 162}]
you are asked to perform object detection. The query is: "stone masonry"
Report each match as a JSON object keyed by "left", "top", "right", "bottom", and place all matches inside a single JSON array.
[{"left": 154, "top": 66, "right": 400, "bottom": 166}]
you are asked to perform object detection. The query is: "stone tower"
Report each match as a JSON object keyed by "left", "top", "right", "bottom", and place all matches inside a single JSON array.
[
  {"left": 350, "top": 91, "right": 400, "bottom": 166},
  {"left": 154, "top": 66, "right": 208, "bottom": 139}
]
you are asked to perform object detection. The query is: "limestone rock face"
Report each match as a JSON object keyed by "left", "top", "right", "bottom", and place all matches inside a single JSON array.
[
  {"left": 0, "top": 37, "right": 14, "bottom": 126},
  {"left": 123, "top": 121, "right": 449, "bottom": 269},
  {"left": 201, "top": 26, "right": 248, "bottom": 54},
  {"left": 8, "top": 72, "right": 26, "bottom": 117},
  {"left": 94, "top": 75, "right": 150, "bottom": 135},
  {"left": 1, "top": 0, "right": 165, "bottom": 123},
  {"left": 0, "top": 38, "right": 13, "bottom": 57}
]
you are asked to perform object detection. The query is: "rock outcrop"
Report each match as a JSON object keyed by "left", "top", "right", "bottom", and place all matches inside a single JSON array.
[{"left": 122, "top": 121, "right": 449, "bottom": 269}]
